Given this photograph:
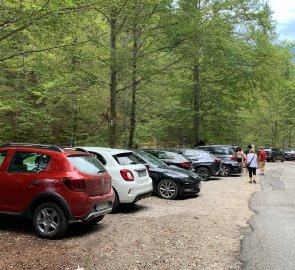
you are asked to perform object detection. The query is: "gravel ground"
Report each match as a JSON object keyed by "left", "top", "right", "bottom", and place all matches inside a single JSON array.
[{"left": 0, "top": 173, "right": 261, "bottom": 270}]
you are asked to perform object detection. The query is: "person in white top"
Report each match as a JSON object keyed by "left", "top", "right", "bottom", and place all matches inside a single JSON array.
[{"left": 246, "top": 147, "right": 258, "bottom": 183}]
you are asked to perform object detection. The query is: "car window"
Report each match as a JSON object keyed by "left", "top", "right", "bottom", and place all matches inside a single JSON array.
[
  {"left": 68, "top": 155, "right": 106, "bottom": 174},
  {"left": 157, "top": 151, "right": 175, "bottom": 160},
  {"left": 8, "top": 152, "right": 51, "bottom": 173},
  {"left": 91, "top": 153, "right": 107, "bottom": 165},
  {"left": 113, "top": 153, "right": 140, "bottom": 165},
  {"left": 211, "top": 148, "right": 224, "bottom": 154},
  {"left": 134, "top": 151, "right": 167, "bottom": 168},
  {"left": 0, "top": 151, "right": 7, "bottom": 166},
  {"left": 183, "top": 150, "right": 201, "bottom": 157},
  {"left": 166, "top": 152, "right": 191, "bottom": 162}
]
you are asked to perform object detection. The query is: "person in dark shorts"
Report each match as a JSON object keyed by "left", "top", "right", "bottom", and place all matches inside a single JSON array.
[{"left": 246, "top": 147, "right": 258, "bottom": 183}]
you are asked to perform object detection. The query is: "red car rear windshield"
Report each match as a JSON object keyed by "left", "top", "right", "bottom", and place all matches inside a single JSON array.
[{"left": 68, "top": 156, "right": 106, "bottom": 174}]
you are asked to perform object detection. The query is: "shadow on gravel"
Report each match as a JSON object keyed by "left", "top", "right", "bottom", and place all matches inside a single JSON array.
[
  {"left": 113, "top": 203, "right": 149, "bottom": 214},
  {"left": 64, "top": 221, "right": 108, "bottom": 238},
  {"left": 0, "top": 214, "right": 35, "bottom": 235},
  {"left": 0, "top": 214, "right": 109, "bottom": 239}
]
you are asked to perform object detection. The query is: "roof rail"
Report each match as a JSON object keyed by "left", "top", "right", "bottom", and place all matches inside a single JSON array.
[{"left": 0, "top": 143, "right": 64, "bottom": 152}]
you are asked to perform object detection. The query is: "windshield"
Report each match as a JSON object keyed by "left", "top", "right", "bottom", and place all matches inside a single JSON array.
[
  {"left": 113, "top": 152, "right": 140, "bottom": 165},
  {"left": 68, "top": 155, "right": 106, "bottom": 174},
  {"left": 134, "top": 151, "right": 168, "bottom": 168}
]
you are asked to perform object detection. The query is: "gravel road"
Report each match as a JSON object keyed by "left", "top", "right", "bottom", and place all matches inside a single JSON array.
[{"left": 0, "top": 173, "right": 261, "bottom": 270}]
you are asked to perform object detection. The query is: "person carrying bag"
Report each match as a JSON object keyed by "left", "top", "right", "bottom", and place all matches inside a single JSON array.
[{"left": 246, "top": 147, "right": 258, "bottom": 183}]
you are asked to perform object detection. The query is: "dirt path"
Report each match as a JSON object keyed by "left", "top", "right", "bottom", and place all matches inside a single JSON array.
[{"left": 0, "top": 174, "right": 260, "bottom": 270}]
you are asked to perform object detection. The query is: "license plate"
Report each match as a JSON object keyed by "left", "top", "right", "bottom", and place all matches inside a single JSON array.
[
  {"left": 138, "top": 170, "right": 147, "bottom": 177},
  {"left": 96, "top": 202, "right": 108, "bottom": 211}
]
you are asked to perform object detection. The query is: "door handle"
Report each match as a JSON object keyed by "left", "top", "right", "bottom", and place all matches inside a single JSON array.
[{"left": 31, "top": 180, "right": 40, "bottom": 186}]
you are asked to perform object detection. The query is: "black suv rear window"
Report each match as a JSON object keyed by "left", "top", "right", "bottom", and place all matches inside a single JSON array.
[{"left": 68, "top": 156, "right": 106, "bottom": 174}]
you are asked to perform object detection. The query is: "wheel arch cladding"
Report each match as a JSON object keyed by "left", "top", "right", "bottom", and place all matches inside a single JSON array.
[{"left": 27, "top": 192, "right": 72, "bottom": 220}]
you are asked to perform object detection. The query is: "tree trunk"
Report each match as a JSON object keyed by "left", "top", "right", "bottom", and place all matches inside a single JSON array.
[
  {"left": 193, "top": 63, "right": 201, "bottom": 146},
  {"left": 109, "top": 9, "right": 118, "bottom": 147},
  {"left": 128, "top": 25, "right": 139, "bottom": 148}
]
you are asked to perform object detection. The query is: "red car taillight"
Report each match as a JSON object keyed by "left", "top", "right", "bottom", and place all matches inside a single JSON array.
[
  {"left": 120, "top": 169, "right": 134, "bottom": 181},
  {"left": 180, "top": 162, "right": 192, "bottom": 169},
  {"left": 230, "top": 155, "right": 237, "bottom": 161},
  {"left": 63, "top": 178, "right": 86, "bottom": 192}
]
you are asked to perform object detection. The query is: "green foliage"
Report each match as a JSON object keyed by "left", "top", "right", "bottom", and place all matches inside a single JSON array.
[{"left": 0, "top": 0, "right": 294, "bottom": 149}]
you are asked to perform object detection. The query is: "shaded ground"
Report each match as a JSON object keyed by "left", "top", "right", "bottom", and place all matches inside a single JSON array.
[{"left": 0, "top": 173, "right": 260, "bottom": 270}]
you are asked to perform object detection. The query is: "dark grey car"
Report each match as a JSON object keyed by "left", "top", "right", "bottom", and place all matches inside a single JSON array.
[
  {"left": 196, "top": 145, "right": 242, "bottom": 176},
  {"left": 263, "top": 147, "right": 285, "bottom": 162}
]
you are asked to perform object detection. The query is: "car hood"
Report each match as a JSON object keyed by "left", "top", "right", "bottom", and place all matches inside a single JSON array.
[{"left": 151, "top": 166, "right": 200, "bottom": 179}]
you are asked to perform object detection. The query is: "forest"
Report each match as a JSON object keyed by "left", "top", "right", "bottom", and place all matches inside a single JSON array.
[{"left": 0, "top": 0, "right": 294, "bottom": 149}]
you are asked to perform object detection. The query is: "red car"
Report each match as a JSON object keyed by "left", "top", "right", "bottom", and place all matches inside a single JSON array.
[{"left": 0, "top": 143, "right": 114, "bottom": 239}]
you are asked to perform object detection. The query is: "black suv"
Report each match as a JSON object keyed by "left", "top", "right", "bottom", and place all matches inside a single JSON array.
[
  {"left": 263, "top": 147, "right": 285, "bottom": 162},
  {"left": 171, "top": 148, "right": 221, "bottom": 180},
  {"left": 196, "top": 145, "right": 242, "bottom": 176}
]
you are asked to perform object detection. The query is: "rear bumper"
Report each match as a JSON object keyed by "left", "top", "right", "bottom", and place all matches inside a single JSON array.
[
  {"left": 82, "top": 201, "right": 113, "bottom": 221},
  {"left": 71, "top": 189, "right": 115, "bottom": 220},
  {"left": 116, "top": 177, "right": 153, "bottom": 203}
]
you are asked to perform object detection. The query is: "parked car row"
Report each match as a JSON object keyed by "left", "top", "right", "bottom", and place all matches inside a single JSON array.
[
  {"left": 7, "top": 142, "right": 282, "bottom": 239},
  {"left": 0, "top": 143, "right": 203, "bottom": 239},
  {"left": 284, "top": 149, "right": 295, "bottom": 161}
]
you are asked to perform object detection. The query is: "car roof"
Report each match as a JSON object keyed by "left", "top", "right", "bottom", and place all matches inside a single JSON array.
[
  {"left": 198, "top": 144, "right": 233, "bottom": 148},
  {"left": 76, "top": 146, "right": 134, "bottom": 155},
  {"left": 0, "top": 145, "right": 90, "bottom": 157}
]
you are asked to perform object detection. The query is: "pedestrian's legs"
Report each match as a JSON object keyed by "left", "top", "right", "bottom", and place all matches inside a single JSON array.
[
  {"left": 252, "top": 168, "right": 256, "bottom": 183},
  {"left": 248, "top": 168, "right": 253, "bottom": 183},
  {"left": 259, "top": 161, "right": 265, "bottom": 175}
]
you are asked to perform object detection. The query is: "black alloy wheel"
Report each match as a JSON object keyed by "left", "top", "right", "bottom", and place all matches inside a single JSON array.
[
  {"left": 157, "top": 179, "right": 179, "bottom": 200},
  {"left": 33, "top": 202, "right": 68, "bottom": 239},
  {"left": 195, "top": 167, "right": 210, "bottom": 181},
  {"left": 220, "top": 164, "right": 230, "bottom": 176}
]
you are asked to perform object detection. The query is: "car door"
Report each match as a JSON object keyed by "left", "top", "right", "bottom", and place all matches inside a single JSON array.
[
  {"left": 0, "top": 151, "right": 51, "bottom": 213},
  {"left": 0, "top": 150, "right": 9, "bottom": 211}
]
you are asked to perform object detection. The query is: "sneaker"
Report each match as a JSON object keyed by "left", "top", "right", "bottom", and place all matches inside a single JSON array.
[
  {"left": 249, "top": 181, "right": 253, "bottom": 183},
  {"left": 259, "top": 173, "right": 263, "bottom": 176},
  {"left": 253, "top": 180, "right": 256, "bottom": 183}
]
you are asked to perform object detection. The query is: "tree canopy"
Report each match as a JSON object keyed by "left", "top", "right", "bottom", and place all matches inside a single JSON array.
[{"left": 0, "top": 0, "right": 294, "bottom": 150}]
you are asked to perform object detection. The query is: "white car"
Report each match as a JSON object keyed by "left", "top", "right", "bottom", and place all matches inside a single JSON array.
[{"left": 76, "top": 147, "right": 153, "bottom": 211}]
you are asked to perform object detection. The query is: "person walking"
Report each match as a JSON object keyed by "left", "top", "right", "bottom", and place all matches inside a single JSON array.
[
  {"left": 258, "top": 146, "right": 267, "bottom": 176},
  {"left": 236, "top": 147, "right": 246, "bottom": 174},
  {"left": 243, "top": 144, "right": 254, "bottom": 174},
  {"left": 246, "top": 147, "right": 258, "bottom": 183}
]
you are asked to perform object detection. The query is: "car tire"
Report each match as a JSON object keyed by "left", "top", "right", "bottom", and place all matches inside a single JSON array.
[
  {"left": 111, "top": 190, "right": 119, "bottom": 213},
  {"left": 33, "top": 202, "right": 68, "bottom": 239},
  {"left": 157, "top": 179, "right": 179, "bottom": 200},
  {"left": 220, "top": 164, "right": 230, "bottom": 176},
  {"left": 195, "top": 167, "right": 211, "bottom": 181}
]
